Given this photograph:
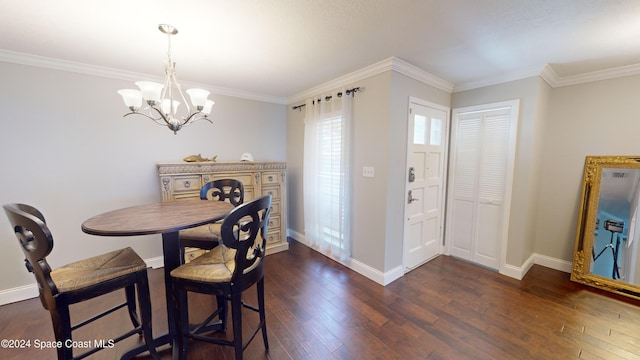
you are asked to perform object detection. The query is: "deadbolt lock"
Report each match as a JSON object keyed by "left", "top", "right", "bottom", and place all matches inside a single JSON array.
[{"left": 408, "top": 167, "right": 416, "bottom": 182}]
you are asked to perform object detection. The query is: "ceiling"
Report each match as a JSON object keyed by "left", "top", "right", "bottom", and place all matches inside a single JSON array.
[{"left": 2, "top": 0, "right": 640, "bottom": 101}]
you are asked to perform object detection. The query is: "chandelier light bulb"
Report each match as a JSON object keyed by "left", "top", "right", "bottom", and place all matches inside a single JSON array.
[
  {"left": 135, "top": 81, "right": 164, "bottom": 105},
  {"left": 161, "top": 99, "right": 181, "bottom": 116},
  {"left": 202, "top": 100, "right": 215, "bottom": 115},
  {"left": 117, "top": 89, "right": 142, "bottom": 111},
  {"left": 186, "top": 88, "right": 210, "bottom": 109}
]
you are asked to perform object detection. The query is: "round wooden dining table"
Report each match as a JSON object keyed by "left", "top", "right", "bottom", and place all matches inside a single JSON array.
[{"left": 82, "top": 199, "right": 233, "bottom": 359}]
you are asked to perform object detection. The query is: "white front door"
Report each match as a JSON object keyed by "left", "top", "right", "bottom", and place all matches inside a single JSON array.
[{"left": 403, "top": 98, "right": 449, "bottom": 271}]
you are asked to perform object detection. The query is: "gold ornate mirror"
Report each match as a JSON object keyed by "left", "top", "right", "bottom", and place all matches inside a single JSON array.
[{"left": 571, "top": 155, "right": 640, "bottom": 299}]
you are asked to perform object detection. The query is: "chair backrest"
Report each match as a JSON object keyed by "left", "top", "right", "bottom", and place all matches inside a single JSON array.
[
  {"left": 3, "top": 203, "right": 58, "bottom": 308},
  {"left": 219, "top": 195, "right": 271, "bottom": 290},
  {"left": 200, "top": 179, "right": 244, "bottom": 207}
]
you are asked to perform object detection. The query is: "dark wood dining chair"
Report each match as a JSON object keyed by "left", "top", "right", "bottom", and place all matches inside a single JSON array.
[
  {"left": 179, "top": 178, "right": 245, "bottom": 251},
  {"left": 2, "top": 203, "right": 159, "bottom": 360},
  {"left": 170, "top": 195, "right": 272, "bottom": 360}
]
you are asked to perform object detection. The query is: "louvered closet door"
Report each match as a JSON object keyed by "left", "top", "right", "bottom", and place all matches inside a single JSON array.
[{"left": 448, "top": 107, "right": 513, "bottom": 270}]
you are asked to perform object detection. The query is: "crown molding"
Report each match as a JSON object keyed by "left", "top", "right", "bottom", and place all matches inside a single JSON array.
[
  {"left": 456, "top": 61, "right": 640, "bottom": 92},
  {"left": 538, "top": 64, "right": 560, "bottom": 87},
  {"left": 8, "top": 48, "right": 637, "bottom": 103},
  {"left": 288, "top": 57, "right": 454, "bottom": 105},
  {"left": 390, "top": 57, "right": 454, "bottom": 93},
  {"left": 287, "top": 57, "right": 394, "bottom": 104},
  {"left": 0, "top": 49, "right": 288, "bottom": 104},
  {"left": 544, "top": 62, "right": 640, "bottom": 88},
  {"left": 453, "top": 64, "right": 549, "bottom": 92}
]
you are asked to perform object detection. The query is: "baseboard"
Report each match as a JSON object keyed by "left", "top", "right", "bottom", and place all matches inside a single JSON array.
[
  {"left": 381, "top": 265, "right": 405, "bottom": 285},
  {"left": 146, "top": 256, "right": 165, "bottom": 269},
  {"left": 288, "top": 232, "right": 403, "bottom": 286},
  {"left": 341, "top": 255, "right": 403, "bottom": 286},
  {"left": 501, "top": 252, "right": 572, "bottom": 280},
  {"left": 501, "top": 253, "right": 536, "bottom": 280},
  {"left": 534, "top": 253, "right": 572, "bottom": 273},
  {"left": 288, "top": 229, "right": 305, "bottom": 244},
  {"left": 0, "top": 257, "right": 166, "bottom": 306},
  {"left": 290, "top": 230, "right": 575, "bottom": 285},
  {"left": 0, "top": 284, "right": 39, "bottom": 306}
]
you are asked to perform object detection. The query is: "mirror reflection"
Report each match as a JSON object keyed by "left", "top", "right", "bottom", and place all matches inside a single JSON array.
[
  {"left": 571, "top": 156, "right": 640, "bottom": 299},
  {"left": 591, "top": 168, "right": 640, "bottom": 284}
]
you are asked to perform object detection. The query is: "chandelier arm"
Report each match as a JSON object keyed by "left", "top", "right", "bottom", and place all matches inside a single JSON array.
[
  {"left": 181, "top": 111, "right": 213, "bottom": 127},
  {"left": 171, "top": 72, "right": 192, "bottom": 115},
  {"left": 182, "top": 115, "right": 214, "bottom": 127},
  {"left": 163, "top": 29, "right": 191, "bottom": 116},
  {"left": 160, "top": 71, "right": 171, "bottom": 106},
  {"left": 161, "top": 28, "right": 173, "bottom": 106},
  {"left": 122, "top": 111, "right": 169, "bottom": 127},
  {"left": 147, "top": 106, "right": 175, "bottom": 126}
]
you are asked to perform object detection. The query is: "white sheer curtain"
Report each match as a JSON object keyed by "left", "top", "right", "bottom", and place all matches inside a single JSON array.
[{"left": 303, "top": 89, "right": 353, "bottom": 260}]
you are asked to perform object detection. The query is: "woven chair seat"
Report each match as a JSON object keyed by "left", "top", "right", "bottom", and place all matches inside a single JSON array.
[
  {"left": 51, "top": 247, "right": 146, "bottom": 292},
  {"left": 170, "top": 245, "right": 237, "bottom": 283},
  {"left": 178, "top": 223, "right": 221, "bottom": 242}
]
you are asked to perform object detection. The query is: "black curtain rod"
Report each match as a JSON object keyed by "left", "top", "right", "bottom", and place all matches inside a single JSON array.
[{"left": 291, "top": 87, "right": 361, "bottom": 110}]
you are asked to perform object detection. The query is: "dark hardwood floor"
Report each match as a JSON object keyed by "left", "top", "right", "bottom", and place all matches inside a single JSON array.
[{"left": 2, "top": 239, "right": 640, "bottom": 359}]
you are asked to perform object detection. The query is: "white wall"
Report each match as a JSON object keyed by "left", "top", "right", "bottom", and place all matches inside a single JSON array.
[
  {"left": 0, "top": 62, "right": 286, "bottom": 297},
  {"left": 535, "top": 74, "right": 640, "bottom": 262}
]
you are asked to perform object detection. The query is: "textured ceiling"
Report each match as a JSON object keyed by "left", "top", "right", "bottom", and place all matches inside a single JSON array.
[{"left": 2, "top": 0, "right": 640, "bottom": 100}]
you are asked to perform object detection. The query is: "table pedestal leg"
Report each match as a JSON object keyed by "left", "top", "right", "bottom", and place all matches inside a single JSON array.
[{"left": 120, "top": 231, "right": 184, "bottom": 360}]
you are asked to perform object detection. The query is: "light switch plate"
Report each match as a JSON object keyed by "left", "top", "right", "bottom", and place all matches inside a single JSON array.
[{"left": 363, "top": 166, "right": 375, "bottom": 177}]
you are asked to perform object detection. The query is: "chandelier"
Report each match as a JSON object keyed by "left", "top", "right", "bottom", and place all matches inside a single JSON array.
[{"left": 117, "top": 24, "right": 214, "bottom": 134}]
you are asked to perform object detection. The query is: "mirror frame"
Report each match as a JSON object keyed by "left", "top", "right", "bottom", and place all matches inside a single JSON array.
[{"left": 571, "top": 155, "right": 640, "bottom": 299}]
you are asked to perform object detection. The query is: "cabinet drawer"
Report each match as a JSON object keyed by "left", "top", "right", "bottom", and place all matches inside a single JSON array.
[
  {"left": 174, "top": 192, "right": 200, "bottom": 201},
  {"left": 267, "top": 216, "right": 280, "bottom": 231},
  {"left": 262, "top": 186, "right": 280, "bottom": 199},
  {"left": 269, "top": 202, "right": 280, "bottom": 216},
  {"left": 173, "top": 176, "right": 201, "bottom": 192},
  {"left": 262, "top": 172, "right": 280, "bottom": 184},
  {"left": 266, "top": 231, "right": 281, "bottom": 245},
  {"left": 209, "top": 173, "right": 254, "bottom": 186}
]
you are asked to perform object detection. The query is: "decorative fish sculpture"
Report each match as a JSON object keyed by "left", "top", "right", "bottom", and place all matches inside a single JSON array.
[{"left": 183, "top": 154, "right": 217, "bottom": 162}]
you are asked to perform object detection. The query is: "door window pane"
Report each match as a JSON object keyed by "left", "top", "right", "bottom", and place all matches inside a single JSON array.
[
  {"left": 430, "top": 118, "right": 442, "bottom": 145},
  {"left": 414, "top": 115, "right": 426, "bottom": 144}
]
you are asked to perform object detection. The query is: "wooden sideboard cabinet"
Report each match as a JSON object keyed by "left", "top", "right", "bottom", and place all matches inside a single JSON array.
[{"left": 157, "top": 161, "right": 289, "bottom": 257}]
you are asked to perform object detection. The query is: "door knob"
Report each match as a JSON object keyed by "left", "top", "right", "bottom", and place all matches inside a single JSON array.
[{"left": 408, "top": 190, "right": 419, "bottom": 204}]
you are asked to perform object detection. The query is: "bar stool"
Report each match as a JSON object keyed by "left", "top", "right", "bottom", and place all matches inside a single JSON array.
[
  {"left": 179, "top": 179, "right": 245, "bottom": 252},
  {"left": 3, "top": 203, "right": 159, "bottom": 360},
  {"left": 171, "top": 195, "right": 272, "bottom": 360}
]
